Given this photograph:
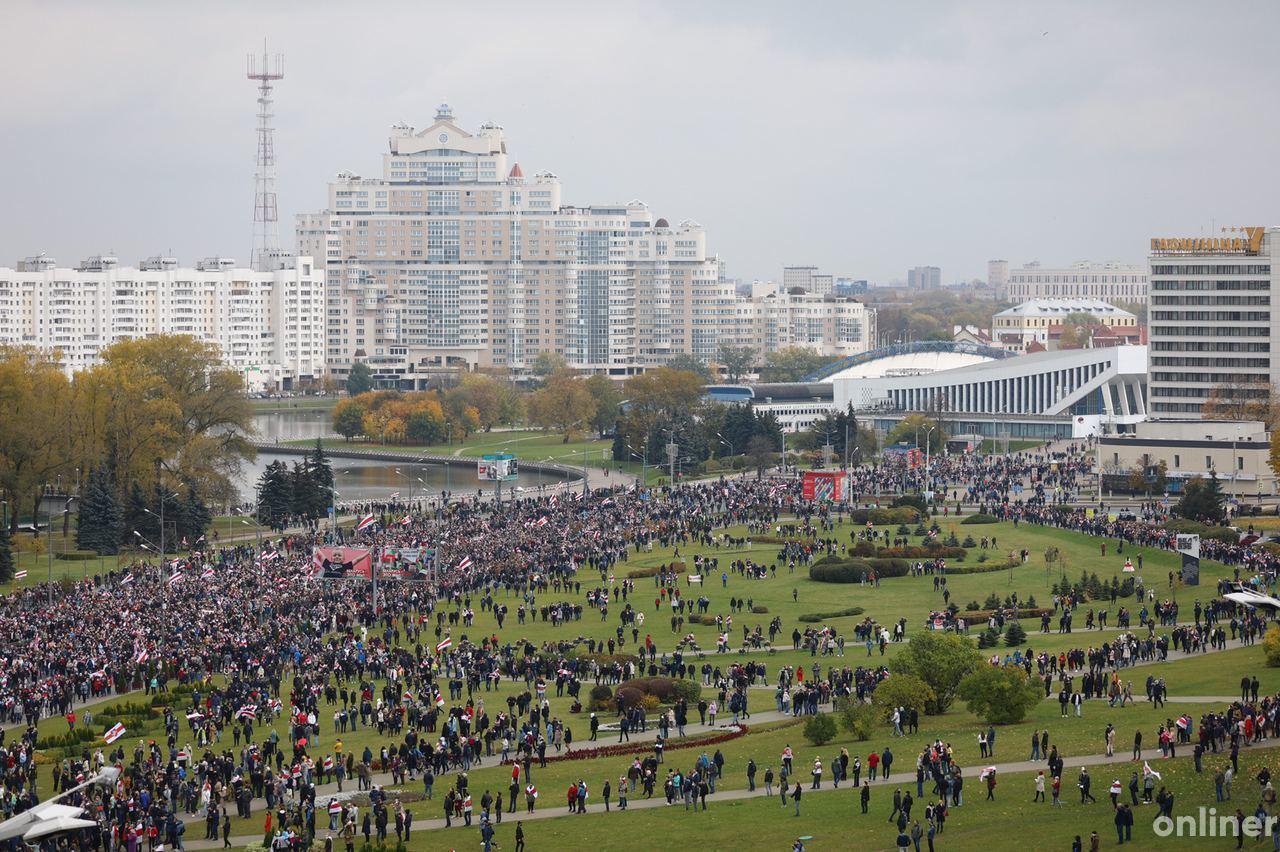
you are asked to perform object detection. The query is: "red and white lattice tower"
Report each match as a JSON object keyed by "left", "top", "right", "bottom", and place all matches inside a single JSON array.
[{"left": 247, "top": 41, "right": 283, "bottom": 272}]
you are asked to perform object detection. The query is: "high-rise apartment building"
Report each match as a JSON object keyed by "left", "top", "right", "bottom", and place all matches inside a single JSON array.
[
  {"left": 1005, "top": 261, "right": 1146, "bottom": 304},
  {"left": 987, "top": 260, "right": 1009, "bottom": 300},
  {"left": 0, "top": 253, "right": 324, "bottom": 389},
  {"left": 725, "top": 290, "right": 873, "bottom": 359},
  {"left": 782, "top": 265, "right": 834, "bottom": 295},
  {"left": 1147, "top": 226, "right": 1278, "bottom": 416},
  {"left": 297, "top": 105, "right": 723, "bottom": 384},
  {"left": 907, "top": 266, "right": 941, "bottom": 290}
]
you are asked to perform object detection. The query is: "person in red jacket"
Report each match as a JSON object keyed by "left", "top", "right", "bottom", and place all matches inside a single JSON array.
[{"left": 868, "top": 750, "right": 881, "bottom": 781}]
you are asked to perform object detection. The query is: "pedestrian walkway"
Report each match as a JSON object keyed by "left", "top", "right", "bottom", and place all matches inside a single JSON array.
[{"left": 185, "top": 729, "right": 1280, "bottom": 849}]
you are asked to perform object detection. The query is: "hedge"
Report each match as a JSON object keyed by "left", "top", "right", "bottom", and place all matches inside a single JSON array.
[
  {"left": 627, "top": 561, "right": 687, "bottom": 579},
  {"left": 798, "top": 606, "right": 865, "bottom": 623},
  {"left": 946, "top": 558, "right": 1021, "bottom": 575},
  {"left": 506, "top": 723, "right": 751, "bottom": 765},
  {"left": 809, "top": 558, "right": 909, "bottom": 583},
  {"left": 957, "top": 607, "right": 1054, "bottom": 623},
  {"left": 875, "top": 545, "right": 966, "bottom": 560},
  {"left": 1167, "top": 519, "right": 1239, "bottom": 545},
  {"left": 961, "top": 514, "right": 999, "bottom": 525},
  {"left": 848, "top": 507, "right": 920, "bottom": 525}
]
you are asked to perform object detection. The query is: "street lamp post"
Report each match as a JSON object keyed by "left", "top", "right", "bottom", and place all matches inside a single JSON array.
[{"left": 716, "top": 433, "right": 734, "bottom": 475}]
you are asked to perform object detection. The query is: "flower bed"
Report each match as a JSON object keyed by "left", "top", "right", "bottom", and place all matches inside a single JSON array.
[{"left": 501, "top": 724, "right": 750, "bottom": 765}]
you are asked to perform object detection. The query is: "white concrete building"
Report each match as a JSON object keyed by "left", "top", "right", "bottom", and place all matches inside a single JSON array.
[
  {"left": 297, "top": 105, "right": 724, "bottom": 385},
  {"left": 1148, "top": 226, "right": 1280, "bottom": 417},
  {"left": 0, "top": 254, "right": 324, "bottom": 390},
  {"left": 783, "top": 266, "right": 835, "bottom": 296},
  {"left": 725, "top": 290, "right": 874, "bottom": 359},
  {"left": 992, "top": 299, "right": 1138, "bottom": 352},
  {"left": 1005, "top": 261, "right": 1147, "bottom": 304},
  {"left": 831, "top": 345, "right": 1149, "bottom": 435},
  {"left": 908, "top": 266, "right": 941, "bottom": 290}
]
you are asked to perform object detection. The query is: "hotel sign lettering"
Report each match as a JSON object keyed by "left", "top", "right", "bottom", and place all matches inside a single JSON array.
[{"left": 1150, "top": 227, "right": 1265, "bottom": 255}]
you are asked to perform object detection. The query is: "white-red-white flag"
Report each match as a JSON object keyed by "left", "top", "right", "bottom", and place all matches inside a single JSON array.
[{"left": 104, "top": 722, "right": 127, "bottom": 744}]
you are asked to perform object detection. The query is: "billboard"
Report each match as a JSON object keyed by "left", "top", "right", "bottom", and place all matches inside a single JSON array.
[
  {"left": 478, "top": 453, "right": 519, "bottom": 482},
  {"left": 1176, "top": 534, "right": 1200, "bottom": 586},
  {"left": 802, "top": 470, "right": 846, "bottom": 502},
  {"left": 312, "top": 546, "right": 374, "bottom": 579},
  {"left": 378, "top": 546, "right": 435, "bottom": 580}
]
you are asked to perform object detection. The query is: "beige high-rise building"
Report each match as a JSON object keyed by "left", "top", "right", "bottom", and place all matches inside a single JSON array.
[{"left": 297, "top": 105, "right": 724, "bottom": 385}]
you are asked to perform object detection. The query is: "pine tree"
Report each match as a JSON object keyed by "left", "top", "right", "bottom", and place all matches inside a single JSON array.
[
  {"left": 122, "top": 480, "right": 158, "bottom": 548},
  {"left": 256, "top": 460, "right": 293, "bottom": 531},
  {"left": 0, "top": 523, "right": 13, "bottom": 583},
  {"left": 172, "top": 488, "right": 211, "bottom": 546},
  {"left": 76, "top": 465, "right": 122, "bottom": 555},
  {"left": 1004, "top": 621, "right": 1027, "bottom": 647},
  {"left": 309, "top": 439, "right": 334, "bottom": 508}
]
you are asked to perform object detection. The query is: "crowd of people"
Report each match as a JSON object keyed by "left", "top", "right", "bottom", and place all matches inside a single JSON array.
[{"left": 5, "top": 441, "right": 1280, "bottom": 851}]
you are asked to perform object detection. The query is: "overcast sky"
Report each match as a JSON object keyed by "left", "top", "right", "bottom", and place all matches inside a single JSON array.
[{"left": 3, "top": 0, "right": 1277, "bottom": 283}]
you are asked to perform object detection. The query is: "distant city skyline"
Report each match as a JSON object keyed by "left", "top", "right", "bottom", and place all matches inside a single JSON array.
[{"left": 1, "top": 0, "right": 1277, "bottom": 283}]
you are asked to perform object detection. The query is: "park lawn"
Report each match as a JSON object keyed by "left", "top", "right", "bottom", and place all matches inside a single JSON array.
[
  {"left": 250, "top": 398, "right": 337, "bottom": 412},
  {"left": 400, "top": 743, "right": 1280, "bottom": 852}
]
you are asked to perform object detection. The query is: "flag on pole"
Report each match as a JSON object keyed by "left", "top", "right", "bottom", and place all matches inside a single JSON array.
[
  {"left": 435, "top": 693, "right": 445, "bottom": 708},
  {"left": 535, "top": 516, "right": 548, "bottom": 527},
  {"left": 238, "top": 705, "right": 257, "bottom": 720},
  {"left": 1143, "top": 761, "right": 1162, "bottom": 780},
  {"left": 135, "top": 650, "right": 150, "bottom": 665},
  {"left": 201, "top": 567, "right": 215, "bottom": 580},
  {"left": 120, "top": 573, "right": 134, "bottom": 585},
  {"left": 195, "top": 535, "right": 206, "bottom": 545},
  {"left": 166, "top": 572, "right": 182, "bottom": 586},
  {"left": 186, "top": 711, "right": 203, "bottom": 721},
  {"left": 104, "top": 722, "right": 127, "bottom": 744},
  {"left": 457, "top": 556, "right": 473, "bottom": 571},
  {"left": 356, "top": 514, "right": 376, "bottom": 532},
  {"left": 436, "top": 637, "right": 452, "bottom": 654},
  {"left": 13, "top": 570, "right": 26, "bottom": 580},
  {"left": 389, "top": 492, "right": 400, "bottom": 500},
  {"left": 401, "top": 515, "right": 412, "bottom": 526}
]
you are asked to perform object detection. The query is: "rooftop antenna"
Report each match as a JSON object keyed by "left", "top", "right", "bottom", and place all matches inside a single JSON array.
[{"left": 247, "top": 40, "right": 283, "bottom": 272}]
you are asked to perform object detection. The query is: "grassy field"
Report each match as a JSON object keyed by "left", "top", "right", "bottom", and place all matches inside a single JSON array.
[{"left": 9, "top": 512, "right": 1276, "bottom": 850}]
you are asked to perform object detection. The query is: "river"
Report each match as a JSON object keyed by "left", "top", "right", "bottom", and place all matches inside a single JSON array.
[{"left": 234, "top": 409, "right": 569, "bottom": 503}]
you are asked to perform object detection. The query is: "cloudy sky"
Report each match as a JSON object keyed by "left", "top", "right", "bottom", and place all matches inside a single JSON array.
[{"left": 3, "top": 0, "right": 1277, "bottom": 283}]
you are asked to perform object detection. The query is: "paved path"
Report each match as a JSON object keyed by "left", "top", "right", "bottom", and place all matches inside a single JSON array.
[{"left": 184, "top": 723, "right": 1277, "bottom": 849}]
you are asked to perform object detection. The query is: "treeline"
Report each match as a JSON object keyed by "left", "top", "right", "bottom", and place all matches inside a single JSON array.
[
  {"left": 332, "top": 374, "right": 523, "bottom": 444},
  {"left": 0, "top": 338, "right": 254, "bottom": 571},
  {"left": 254, "top": 442, "right": 335, "bottom": 530}
]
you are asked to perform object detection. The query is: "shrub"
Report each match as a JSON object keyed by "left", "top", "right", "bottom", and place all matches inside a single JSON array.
[
  {"left": 1266, "top": 625, "right": 1280, "bottom": 668},
  {"left": 797, "top": 606, "right": 864, "bottom": 623},
  {"left": 589, "top": 684, "right": 613, "bottom": 711},
  {"left": 961, "top": 536, "right": 977, "bottom": 548},
  {"left": 896, "top": 524, "right": 911, "bottom": 536},
  {"left": 892, "top": 494, "right": 928, "bottom": 515},
  {"left": 751, "top": 605, "right": 769, "bottom": 614},
  {"left": 961, "top": 514, "right": 999, "bottom": 525},
  {"left": 835, "top": 697, "right": 876, "bottom": 741},
  {"left": 57, "top": 549, "right": 99, "bottom": 561},
  {"left": 640, "top": 695, "right": 662, "bottom": 711},
  {"left": 947, "top": 558, "right": 1019, "bottom": 575},
  {"left": 626, "top": 561, "right": 686, "bottom": 579},
  {"left": 965, "top": 600, "right": 981, "bottom": 611},
  {"left": 869, "top": 673, "right": 935, "bottom": 723},
  {"left": 803, "top": 712, "right": 838, "bottom": 746},
  {"left": 957, "top": 664, "right": 1043, "bottom": 724},
  {"left": 976, "top": 629, "right": 1000, "bottom": 649},
  {"left": 614, "top": 687, "right": 645, "bottom": 710},
  {"left": 983, "top": 592, "right": 1002, "bottom": 609},
  {"left": 670, "top": 679, "right": 702, "bottom": 704},
  {"left": 809, "top": 563, "right": 865, "bottom": 584},
  {"left": 913, "top": 525, "right": 929, "bottom": 537}
]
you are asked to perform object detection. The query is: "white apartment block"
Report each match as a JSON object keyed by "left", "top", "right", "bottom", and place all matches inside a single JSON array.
[
  {"left": 0, "top": 253, "right": 324, "bottom": 390},
  {"left": 297, "top": 105, "right": 725, "bottom": 384},
  {"left": 1148, "top": 226, "right": 1280, "bottom": 417},
  {"left": 782, "top": 266, "right": 834, "bottom": 296},
  {"left": 1005, "top": 261, "right": 1147, "bottom": 304},
  {"left": 725, "top": 290, "right": 874, "bottom": 359}
]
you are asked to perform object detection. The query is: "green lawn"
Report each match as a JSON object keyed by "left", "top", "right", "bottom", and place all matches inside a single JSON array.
[{"left": 12, "top": 512, "right": 1278, "bottom": 851}]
